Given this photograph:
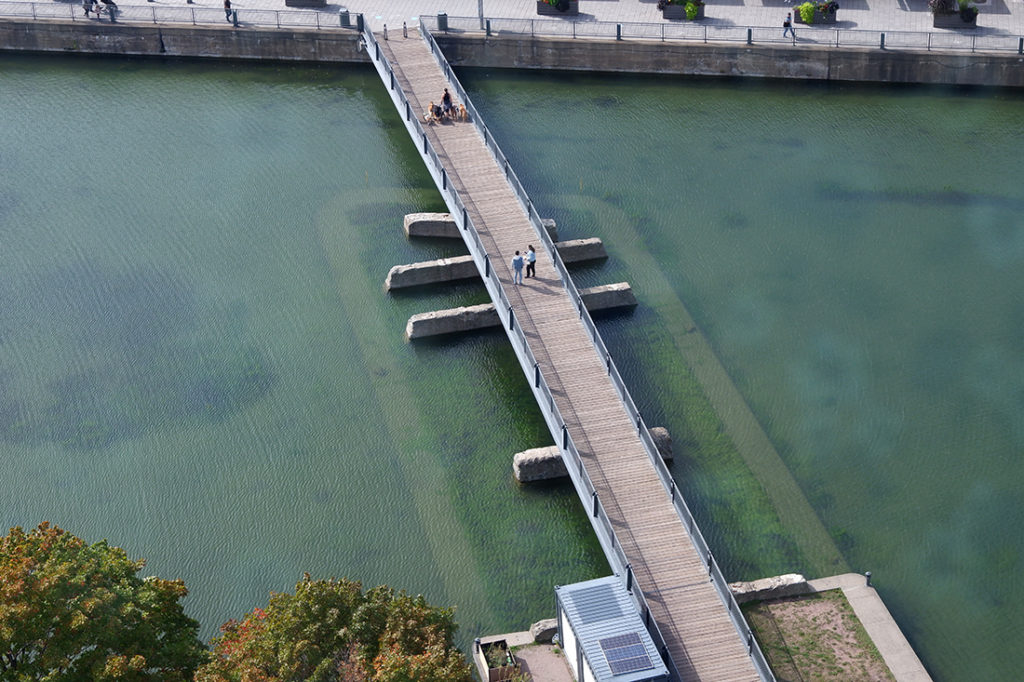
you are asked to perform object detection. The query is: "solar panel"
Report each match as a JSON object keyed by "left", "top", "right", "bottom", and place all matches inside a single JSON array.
[{"left": 599, "top": 632, "right": 655, "bottom": 676}]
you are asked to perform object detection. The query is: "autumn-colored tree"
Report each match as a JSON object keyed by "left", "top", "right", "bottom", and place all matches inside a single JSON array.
[
  {"left": 195, "top": 575, "right": 472, "bottom": 682},
  {"left": 0, "top": 522, "right": 207, "bottom": 681}
]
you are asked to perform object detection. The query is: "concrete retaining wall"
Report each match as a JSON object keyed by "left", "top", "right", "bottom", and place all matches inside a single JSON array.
[
  {"left": 4, "top": 20, "right": 1019, "bottom": 88},
  {"left": 0, "top": 18, "right": 364, "bottom": 61},
  {"left": 436, "top": 34, "right": 1024, "bottom": 88}
]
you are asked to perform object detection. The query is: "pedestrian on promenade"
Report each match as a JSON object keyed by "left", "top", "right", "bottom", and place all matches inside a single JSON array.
[
  {"left": 525, "top": 245, "right": 536, "bottom": 278},
  {"left": 512, "top": 250, "right": 525, "bottom": 285},
  {"left": 224, "top": 0, "right": 232, "bottom": 22},
  {"left": 783, "top": 13, "right": 796, "bottom": 39},
  {"left": 82, "top": 0, "right": 92, "bottom": 17}
]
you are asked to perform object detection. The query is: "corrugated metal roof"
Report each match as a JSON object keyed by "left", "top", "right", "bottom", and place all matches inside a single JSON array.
[{"left": 556, "top": 576, "right": 670, "bottom": 682}]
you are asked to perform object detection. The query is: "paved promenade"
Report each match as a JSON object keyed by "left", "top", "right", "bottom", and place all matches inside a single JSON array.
[{"left": 4, "top": 0, "right": 1024, "bottom": 42}]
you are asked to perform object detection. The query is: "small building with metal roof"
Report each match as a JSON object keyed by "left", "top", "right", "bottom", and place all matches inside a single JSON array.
[{"left": 555, "top": 576, "right": 670, "bottom": 682}]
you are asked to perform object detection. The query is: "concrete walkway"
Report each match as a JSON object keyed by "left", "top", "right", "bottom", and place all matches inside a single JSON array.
[{"left": 5, "top": 0, "right": 1023, "bottom": 43}]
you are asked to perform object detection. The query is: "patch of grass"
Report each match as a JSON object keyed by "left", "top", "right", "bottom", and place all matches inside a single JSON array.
[{"left": 743, "top": 590, "right": 895, "bottom": 681}]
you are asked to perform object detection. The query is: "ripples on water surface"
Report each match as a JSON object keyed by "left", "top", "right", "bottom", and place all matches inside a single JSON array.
[
  {"left": 2, "top": 54, "right": 1023, "bottom": 680},
  {"left": 460, "top": 69, "right": 1024, "bottom": 681},
  {"left": 0, "top": 55, "right": 605, "bottom": 650}
]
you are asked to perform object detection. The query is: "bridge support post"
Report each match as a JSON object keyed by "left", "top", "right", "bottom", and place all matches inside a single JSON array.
[
  {"left": 486, "top": 19, "right": 491, "bottom": 36},
  {"left": 562, "top": 424, "right": 568, "bottom": 450},
  {"left": 747, "top": 28, "right": 752, "bottom": 45},
  {"left": 606, "top": 353, "right": 611, "bottom": 374},
  {"left": 880, "top": 32, "right": 885, "bottom": 50},
  {"left": 461, "top": 207, "right": 467, "bottom": 230},
  {"left": 670, "top": 481, "right": 675, "bottom": 502},
  {"left": 422, "top": 133, "right": 427, "bottom": 154},
  {"left": 1019, "top": 37, "right": 1023, "bottom": 54},
  {"left": 626, "top": 564, "right": 633, "bottom": 593},
  {"left": 484, "top": 255, "right": 490, "bottom": 278},
  {"left": 616, "top": 24, "right": 621, "bottom": 41},
  {"left": 508, "top": 306, "right": 514, "bottom": 331},
  {"left": 592, "top": 491, "right": 599, "bottom": 517},
  {"left": 707, "top": 551, "right": 713, "bottom": 576},
  {"left": 404, "top": 101, "right": 409, "bottom": 121},
  {"left": 865, "top": 571, "right": 872, "bottom": 587},
  {"left": 356, "top": 13, "right": 363, "bottom": 32},
  {"left": 534, "top": 362, "right": 540, "bottom": 388},
  {"left": 442, "top": 168, "right": 447, "bottom": 191},
  {"left": 636, "top": 412, "right": 642, "bottom": 435}
]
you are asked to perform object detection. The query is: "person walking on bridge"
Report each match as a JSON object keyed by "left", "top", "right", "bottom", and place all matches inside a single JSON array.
[
  {"left": 224, "top": 0, "right": 232, "bottom": 22},
  {"left": 525, "top": 245, "right": 537, "bottom": 278},
  {"left": 512, "top": 251, "right": 525, "bottom": 285}
]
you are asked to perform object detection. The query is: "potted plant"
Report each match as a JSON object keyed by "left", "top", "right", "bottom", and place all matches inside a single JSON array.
[
  {"left": 930, "top": 0, "right": 978, "bottom": 27},
  {"left": 658, "top": 0, "right": 706, "bottom": 20},
  {"left": 537, "top": 0, "right": 580, "bottom": 15},
  {"left": 793, "top": 0, "right": 838, "bottom": 23}
]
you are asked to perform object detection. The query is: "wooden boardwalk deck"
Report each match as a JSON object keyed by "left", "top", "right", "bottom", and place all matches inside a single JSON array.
[{"left": 378, "top": 31, "right": 761, "bottom": 682}]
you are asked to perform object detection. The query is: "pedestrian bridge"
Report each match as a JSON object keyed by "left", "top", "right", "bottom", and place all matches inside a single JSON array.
[{"left": 363, "top": 21, "right": 772, "bottom": 682}]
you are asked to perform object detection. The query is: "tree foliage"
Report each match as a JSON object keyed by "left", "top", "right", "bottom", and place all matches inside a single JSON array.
[
  {"left": 0, "top": 522, "right": 207, "bottom": 681},
  {"left": 195, "top": 575, "right": 472, "bottom": 682}
]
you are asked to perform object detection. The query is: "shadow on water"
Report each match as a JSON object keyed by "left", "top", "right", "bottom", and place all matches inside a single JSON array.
[{"left": 0, "top": 262, "right": 276, "bottom": 450}]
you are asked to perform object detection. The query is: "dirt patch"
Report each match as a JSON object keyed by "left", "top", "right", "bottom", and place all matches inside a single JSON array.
[{"left": 743, "top": 589, "right": 895, "bottom": 681}]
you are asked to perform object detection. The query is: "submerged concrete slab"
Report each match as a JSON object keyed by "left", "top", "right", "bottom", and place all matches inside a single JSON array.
[
  {"left": 515, "top": 426, "right": 672, "bottom": 482},
  {"left": 385, "top": 237, "right": 607, "bottom": 290},
  {"left": 405, "top": 282, "right": 635, "bottom": 340}
]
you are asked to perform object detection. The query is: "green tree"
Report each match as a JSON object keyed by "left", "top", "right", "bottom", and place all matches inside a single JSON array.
[
  {"left": 195, "top": 575, "right": 472, "bottom": 682},
  {"left": 0, "top": 522, "right": 206, "bottom": 681}
]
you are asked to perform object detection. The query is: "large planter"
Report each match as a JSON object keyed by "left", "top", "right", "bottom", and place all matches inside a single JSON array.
[
  {"left": 933, "top": 10, "right": 977, "bottom": 27},
  {"left": 536, "top": 0, "right": 580, "bottom": 15},
  {"left": 662, "top": 4, "right": 706, "bottom": 20},
  {"left": 793, "top": 7, "right": 837, "bottom": 23},
  {"left": 474, "top": 641, "right": 521, "bottom": 682}
]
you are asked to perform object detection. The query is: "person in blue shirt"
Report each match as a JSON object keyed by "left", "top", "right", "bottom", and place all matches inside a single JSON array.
[{"left": 511, "top": 251, "right": 525, "bottom": 285}]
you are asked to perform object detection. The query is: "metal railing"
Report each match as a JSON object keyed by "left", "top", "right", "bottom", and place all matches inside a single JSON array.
[
  {"left": 423, "top": 14, "right": 1024, "bottom": 55},
  {"left": 0, "top": 0, "right": 353, "bottom": 29},
  {"left": 363, "top": 18, "right": 774, "bottom": 681}
]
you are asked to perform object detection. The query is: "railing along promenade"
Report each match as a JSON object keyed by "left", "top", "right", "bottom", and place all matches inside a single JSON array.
[
  {"left": 0, "top": 0, "right": 346, "bottom": 28},
  {"left": 428, "top": 13, "right": 1024, "bottom": 55},
  {"left": 3, "top": 0, "right": 1023, "bottom": 56},
  {"left": 362, "top": 19, "right": 774, "bottom": 681}
]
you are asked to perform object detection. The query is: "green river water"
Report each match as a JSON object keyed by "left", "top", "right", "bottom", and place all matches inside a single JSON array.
[{"left": 1, "top": 54, "right": 1022, "bottom": 680}]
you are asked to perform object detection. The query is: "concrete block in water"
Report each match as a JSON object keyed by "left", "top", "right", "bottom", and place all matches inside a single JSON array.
[
  {"left": 385, "top": 238, "right": 607, "bottom": 291},
  {"left": 405, "top": 303, "right": 500, "bottom": 339},
  {"left": 385, "top": 256, "right": 478, "bottom": 290},
  {"left": 555, "top": 237, "right": 606, "bottom": 263},
  {"left": 404, "top": 212, "right": 558, "bottom": 240},
  {"left": 579, "top": 282, "right": 637, "bottom": 310},
  {"left": 514, "top": 426, "right": 673, "bottom": 482},
  {"left": 405, "top": 282, "right": 635, "bottom": 340},
  {"left": 404, "top": 212, "right": 460, "bottom": 238}
]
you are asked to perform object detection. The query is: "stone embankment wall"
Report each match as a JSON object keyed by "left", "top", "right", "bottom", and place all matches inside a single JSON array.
[
  {"left": 2, "top": 19, "right": 1022, "bottom": 87},
  {"left": 436, "top": 34, "right": 1024, "bottom": 88},
  {"left": 0, "top": 18, "right": 364, "bottom": 61}
]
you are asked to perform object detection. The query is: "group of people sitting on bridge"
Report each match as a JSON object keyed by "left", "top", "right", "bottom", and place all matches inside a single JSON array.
[
  {"left": 423, "top": 88, "right": 468, "bottom": 124},
  {"left": 82, "top": 0, "right": 117, "bottom": 19}
]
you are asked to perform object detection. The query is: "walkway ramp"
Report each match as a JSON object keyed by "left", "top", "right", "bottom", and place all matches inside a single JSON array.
[{"left": 368, "top": 26, "right": 768, "bottom": 682}]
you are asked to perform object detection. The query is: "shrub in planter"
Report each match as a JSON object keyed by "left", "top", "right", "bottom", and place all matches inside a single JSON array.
[
  {"left": 794, "top": 0, "right": 838, "bottom": 23},
  {"left": 929, "top": 0, "right": 977, "bottom": 25},
  {"left": 658, "top": 0, "right": 706, "bottom": 20},
  {"left": 537, "top": 0, "right": 580, "bottom": 14}
]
